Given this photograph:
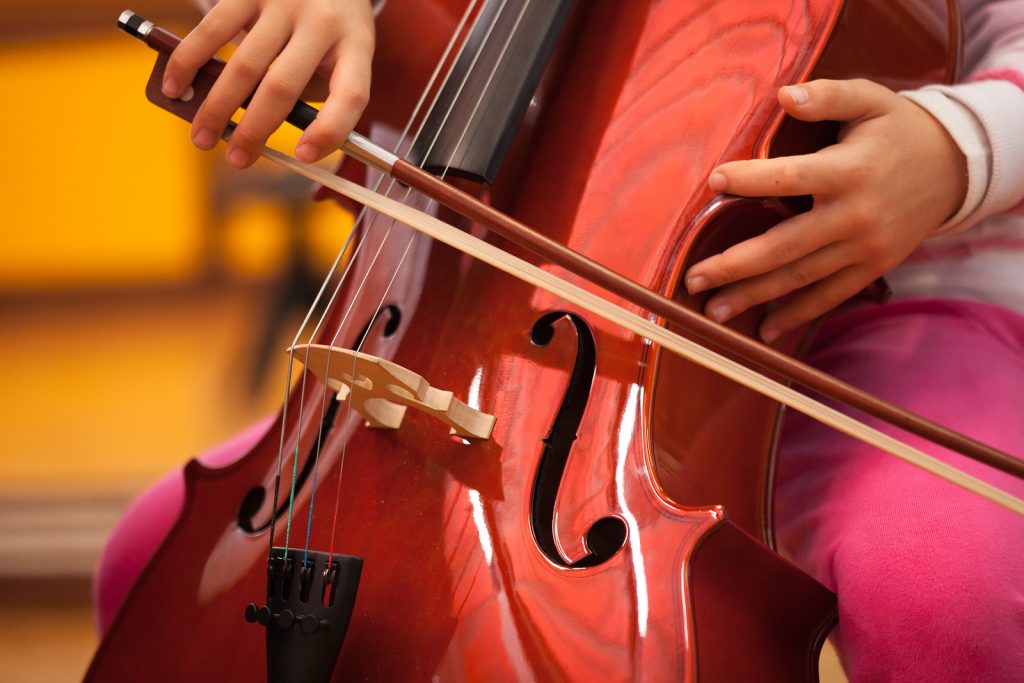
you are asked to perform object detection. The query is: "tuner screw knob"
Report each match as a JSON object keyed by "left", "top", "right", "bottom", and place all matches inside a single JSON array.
[
  {"left": 244, "top": 603, "right": 259, "bottom": 623},
  {"left": 276, "top": 609, "right": 296, "bottom": 629},
  {"left": 298, "top": 614, "right": 320, "bottom": 635}
]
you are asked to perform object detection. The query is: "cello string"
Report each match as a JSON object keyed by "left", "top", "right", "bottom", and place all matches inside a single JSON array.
[
  {"left": 271, "top": 0, "right": 484, "bottom": 560},
  {"left": 288, "top": 0, "right": 503, "bottom": 559},
  {"left": 291, "top": 0, "right": 504, "bottom": 558},
  {"left": 319, "top": 0, "right": 536, "bottom": 561},
  {"left": 323, "top": 0, "right": 535, "bottom": 561},
  {"left": 283, "top": 0, "right": 485, "bottom": 558},
  {"left": 330, "top": 0, "right": 532, "bottom": 434}
]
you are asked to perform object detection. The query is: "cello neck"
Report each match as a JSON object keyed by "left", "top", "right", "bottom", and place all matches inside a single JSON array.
[{"left": 408, "top": 0, "right": 575, "bottom": 183}]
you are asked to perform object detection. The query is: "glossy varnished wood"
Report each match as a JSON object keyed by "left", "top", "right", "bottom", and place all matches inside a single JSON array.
[{"left": 89, "top": 1, "right": 956, "bottom": 680}]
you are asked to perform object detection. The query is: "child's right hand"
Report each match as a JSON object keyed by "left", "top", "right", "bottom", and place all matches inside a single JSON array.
[{"left": 161, "top": 0, "right": 375, "bottom": 169}]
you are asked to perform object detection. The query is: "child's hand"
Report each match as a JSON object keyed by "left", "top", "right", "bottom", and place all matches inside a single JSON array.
[
  {"left": 684, "top": 79, "right": 968, "bottom": 343},
  {"left": 161, "top": 0, "right": 375, "bottom": 168}
]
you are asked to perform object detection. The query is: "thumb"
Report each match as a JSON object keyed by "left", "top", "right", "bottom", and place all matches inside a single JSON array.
[{"left": 778, "top": 78, "right": 892, "bottom": 123}]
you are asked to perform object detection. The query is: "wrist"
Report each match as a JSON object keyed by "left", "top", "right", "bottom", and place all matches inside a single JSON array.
[
  {"left": 899, "top": 89, "right": 986, "bottom": 234},
  {"left": 902, "top": 79, "right": 1024, "bottom": 232}
]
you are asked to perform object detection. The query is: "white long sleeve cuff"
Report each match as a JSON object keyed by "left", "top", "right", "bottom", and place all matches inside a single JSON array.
[{"left": 901, "top": 79, "right": 1024, "bottom": 232}]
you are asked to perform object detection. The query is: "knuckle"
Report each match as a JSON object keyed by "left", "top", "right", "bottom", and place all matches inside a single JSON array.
[
  {"left": 302, "top": 17, "right": 335, "bottom": 43},
  {"left": 347, "top": 29, "right": 376, "bottom": 52},
  {"left": 227, "top": 125, "right": 261, "bottom": 150},
  {"left": 301, "top": 124, "right": 331, "bottom": 147},
  {"left": 787, "top": 264, "right": 815, "bottom": 289},
  {"left": 851, "top": 78, "right": 876, "bottom": 94},
  {"left": 765, "top": 234, "right": 800, "bottom": 264},
  {"left": 343, "top": 85, "right": 370, "bottom": 109},
  {"left": 716, "top": 256, "right": 741, "bottom": 283},
  {"left": 325, "top": 89, "right": 370, "bottom": 124},
  {"left": 195, "top": 99, "right": 232, "bottom": 126},
  {"left": 262, "top": 74, "right": 298, "bottom": 101},
  {"left": 812, "top": 79, "right": 838, "bottom": 104},
  {"left": 843, "top": 204, "right": 874, "bottom": 232},
  {"left": 166, "top": 53, "right": 191, "bottom": 76},
  {"left": 195, "top": 15, "right": 227, "bottom": 41},
  {"left": 840, "top": 155, "right": 870, "bottom": 185},
  {"left": 317, "top": 7, "right": 342, "bottom": 25},
  {"left": 851, "top": 78, "right": 889, "bottom": 108},
  {"left": 859, "top": 234, "right": 888, "bottom": 261},
  {"left": 725, "top": 292, "right": 753, "bottom": 314},
  {"left": 191, "top": 111, "right": 218, "bottom": 132},
  {"left": 230, "top": 55, "right": 266, "bottom": 82}
]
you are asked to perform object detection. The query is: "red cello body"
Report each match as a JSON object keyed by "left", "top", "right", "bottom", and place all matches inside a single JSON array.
[{"left": 88, "top": 1, "right": 957, "bottom": 680}]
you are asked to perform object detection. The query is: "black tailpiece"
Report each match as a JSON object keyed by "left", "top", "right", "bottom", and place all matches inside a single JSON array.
[{"left": 245, "top": 547, "right": 362, "bottom": 683}]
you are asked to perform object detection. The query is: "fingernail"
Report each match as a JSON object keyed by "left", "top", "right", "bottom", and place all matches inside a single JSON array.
[
  {"left": 686, "top": 275, "right": 710, "bottom": 294},
  {"left": 708, "top": 302, "right": 733, "bottom": 323},
  {"left": 227, "top": 148, "right": 251, "bottom": 168},
  {"left": 708, "top": 171, "right": 728, "bottom": 191},
  {"left": 785, "top": 85, "right": 810, "bottom": 105},
  {"left": 193, "top": 128, "right": 216, "bottom": 150},
  {"left": 296, "top": 143, "right": 319, "bottom": 163},
  {"left": 162, "top": 76, "right": 179, "bottom": 98},
  {"left": 761, "top": 327, "right": 781, "bottom": 344}
]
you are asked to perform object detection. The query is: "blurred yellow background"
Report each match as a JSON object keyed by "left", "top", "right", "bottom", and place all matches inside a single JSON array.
[{"left": 0, "top": 2, "right": 352, "bottom": 679}]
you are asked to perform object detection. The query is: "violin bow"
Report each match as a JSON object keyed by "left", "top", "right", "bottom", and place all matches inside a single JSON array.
[{"left": 118, "top": 13, "right": 1024, "bottom": 514}]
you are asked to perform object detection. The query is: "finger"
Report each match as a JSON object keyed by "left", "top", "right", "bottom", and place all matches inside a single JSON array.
[
  {"left": 758, "top": 264, "right": 875, "bottom": 343},
  {"left": 777, "top": 78, "right": 893, "bottom": 124},
  {"left": 701, "top": 241, "right": 853, "bottom": 323},
  {"left": 296, "top": 34, "right": 373, "bottom": 162},
  {"left": 685, "top": 206, "right": 841, "bottom": 294},
  {"left": 709, "top": 151, "right": 842, "bottom": 197},
  {"left": 190, "top": 14, "right": 292, "bottom": 152},
  {"left": 226, "top": 37, "right": 326, "bottom": 168},
  {"left": 163, "top": 0, "right": 256, "bottom": 99}
]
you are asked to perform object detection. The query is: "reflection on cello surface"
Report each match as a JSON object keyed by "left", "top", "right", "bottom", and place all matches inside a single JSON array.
[{"left": 89, "top": 1, "right": 1024, "bottom": 681}]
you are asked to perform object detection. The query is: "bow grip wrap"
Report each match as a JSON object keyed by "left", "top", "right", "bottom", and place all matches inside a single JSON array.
[{"left": 121, "top": 9, "right": 319, "bottom": 131}]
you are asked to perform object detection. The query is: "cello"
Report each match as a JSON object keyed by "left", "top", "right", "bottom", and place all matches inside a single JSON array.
[{"left": 89, "top": 1, "right": 1000, "bottom": 680}]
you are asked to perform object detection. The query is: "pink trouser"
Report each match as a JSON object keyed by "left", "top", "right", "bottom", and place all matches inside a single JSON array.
[
  {"left": 774, "top": 299, "right": 1024, "bottom": 682},
  {"left": 93, "top": 416, "right": 275, "bottom": 634},
  {"left": 95, "top": 299, "right": 1024, "bottom": 681}
]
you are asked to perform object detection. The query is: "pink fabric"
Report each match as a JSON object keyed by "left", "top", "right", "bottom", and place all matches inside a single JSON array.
[
  {"left": 93, "top": 415, "right": 274, "bottom": 634},
  {"left": 971, "top": 69, "right": 1024, "bottom": 92},
  {"left": 774, "top": 298, "right": 1024, "bottom": 682},
  {"left": 903, "top": 233, "right": 1024, "bottom": 264}
]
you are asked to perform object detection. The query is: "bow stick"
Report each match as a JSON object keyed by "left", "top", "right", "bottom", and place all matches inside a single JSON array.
[{"left": 118, "top": 12, "right": 1024, "bottom": 513}]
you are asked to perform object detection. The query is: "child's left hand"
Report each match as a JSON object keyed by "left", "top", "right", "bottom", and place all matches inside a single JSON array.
[{"left": 683, "top": 78, "right": 968, "bottom": 343}]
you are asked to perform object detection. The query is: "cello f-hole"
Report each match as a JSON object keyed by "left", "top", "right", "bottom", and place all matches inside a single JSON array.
[
  {"left": 529, "top": 311, "right": 627, "bottom": 568},
  {"left": 235, "top": 304, "right": 404, "bottom": 534},
  {"left": 236, "top": 395, "right": 343, "bottom": 535}
]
